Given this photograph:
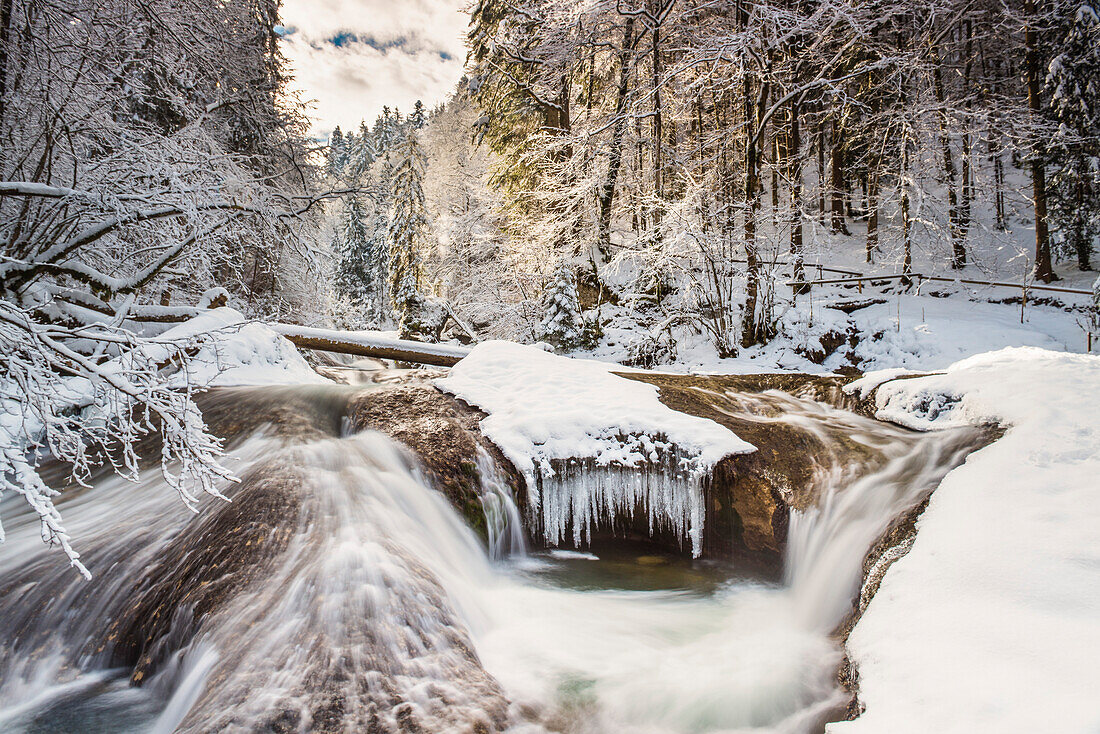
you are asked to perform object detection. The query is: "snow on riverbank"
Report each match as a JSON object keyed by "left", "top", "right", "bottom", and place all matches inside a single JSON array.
[
  {"left": 159, "top": 308, "right": 329, "bottom": 386},
  {"left": 830, "top": 348, "right": 1100, "bottom": 734}
]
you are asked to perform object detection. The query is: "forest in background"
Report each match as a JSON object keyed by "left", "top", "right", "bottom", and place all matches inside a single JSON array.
[{"left": 323, "top": 0, "right": 1100, "bottom": 358}]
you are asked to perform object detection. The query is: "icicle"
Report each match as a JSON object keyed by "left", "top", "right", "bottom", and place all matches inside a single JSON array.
[{"left": 532, "top": 445, "right": 708, "bottom": 558}]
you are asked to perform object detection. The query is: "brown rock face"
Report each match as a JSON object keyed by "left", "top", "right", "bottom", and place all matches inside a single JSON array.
[
  {"left": 617, "top": 373, "right": 887, "bottom": 572},
  {"left": 348, "top": 382, "right": 526, "bottom": 537}
]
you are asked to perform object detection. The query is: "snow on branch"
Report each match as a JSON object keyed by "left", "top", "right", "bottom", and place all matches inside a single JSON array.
[{"left": 0, "top": 303, "right": 239, "bottom": 578}]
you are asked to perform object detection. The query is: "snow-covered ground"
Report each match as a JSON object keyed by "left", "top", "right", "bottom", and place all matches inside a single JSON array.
[
  {"left": 585, "top": 276, "right": 1091, "bottom": 375},
  {"left": 159, "top": 308, "right": 331, "bottom": 387},
  {"left": 829, "top": 349, "right": 1100, "bottom": 734}
]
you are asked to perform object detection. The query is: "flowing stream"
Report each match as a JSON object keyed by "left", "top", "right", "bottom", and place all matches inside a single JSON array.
[{"left": 0, "top": 382, "right": 983, "bottom": 733}]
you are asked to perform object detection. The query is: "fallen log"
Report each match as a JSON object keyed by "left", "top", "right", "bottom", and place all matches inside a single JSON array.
[{"left": 268, "top": 323, "right": 471, "bottom": 367}]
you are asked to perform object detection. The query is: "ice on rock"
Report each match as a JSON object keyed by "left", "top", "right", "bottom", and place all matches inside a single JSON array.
[
  {"left": 437, "top": 342, "right": 753, "bottom": 555},
  {"left": 537, "top": 453, "right": 707, "bottom": 556}
]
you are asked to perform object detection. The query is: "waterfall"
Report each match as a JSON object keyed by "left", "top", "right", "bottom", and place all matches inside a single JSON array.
[
  {"left": 784, "top": 423, "right": 983, "bottom": 632},
  {"left": 0, "top": 430, "right": 511, "bottom": 733},
  {"left": 0, "top": 383, "right": 988, "bottom": 734},
  {"left": 475, "top": 447, "right": 527, "bottom": 562}
]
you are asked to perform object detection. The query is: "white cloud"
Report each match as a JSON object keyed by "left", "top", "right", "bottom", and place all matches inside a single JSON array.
[{"left": 279, "top": 0, "right": 468, "bottom": 136}]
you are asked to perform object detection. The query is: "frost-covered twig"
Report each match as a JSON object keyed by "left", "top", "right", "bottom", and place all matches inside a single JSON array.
[{"left": 0, "top": 303, "right": 236, "bottom": 578}]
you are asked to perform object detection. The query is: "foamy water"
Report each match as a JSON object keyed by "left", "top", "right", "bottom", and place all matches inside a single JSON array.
[{"left": 0, "top": 386, "right": 980, "bottom": 733}]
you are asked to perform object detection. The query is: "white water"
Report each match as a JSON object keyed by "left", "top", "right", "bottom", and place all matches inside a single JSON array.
[
  {"left": 0, "top": 388, "right": 980, "bottom": 733},
  {"left": 477, "top": 447, "right": 528, "bottom": 561}
]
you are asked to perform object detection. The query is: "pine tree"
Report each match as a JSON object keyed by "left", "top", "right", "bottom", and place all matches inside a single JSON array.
[
  {"left": 538, "top": 263, "right": 584, "bottom": 351},
  {"left": 387, "top": 127, "right": 434, "bottom": 339},
  {"left": 411, "top": 99, "right": 426, "bottom": 129},
  {"left": 1046, "top": 0, "right": 1100, "bottom": 270},
  {"left": 334, "top": 199, "right": 386, "bottom": 324},
  {"left": 326, "top": 125, "right": 346, "bottom": 178}
]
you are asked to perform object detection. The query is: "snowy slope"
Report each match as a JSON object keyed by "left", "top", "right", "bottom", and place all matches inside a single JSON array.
[
  {"left": 159, "top": 308, "right": 330, "bottom": 386},
  {"left": 830, "top": 348, "right": 1100, "bottom": 734}
]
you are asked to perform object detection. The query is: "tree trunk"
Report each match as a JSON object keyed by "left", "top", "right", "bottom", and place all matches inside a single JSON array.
[
  {"left": 993, "top": 144, "right": 1006, "bottom": 230},
  {"left": 1075, "top": 181, "right": 1092, "bottom": 270},
  {"left": 1025, "top": 0, "right": 1056, "bottom": 283},
  {"left": 830, "top": 119, "right": 850, "bottom": 235},
  {"left": 901, "top": 134, "right": 912, "bottom": 282},
  {"left": 597, "top": 17, "right": 637, "bottom": 262},
  {"left": 817, "top": 117, "right": 827, "bottom": 223},
  {"left": 652, "top": 19, "right": 663, "bottom": 208},
  {"left": 789, "top": 101, "right": 807, "bottom": 292},
  {"left": 932, "top": 38, "right": 965, "bottom": 268},
  {"left": 0, "top": 0, "right": 12, "bottom": 125},
  {"left": 739, "top": 0, "right": 765, "bottom": 349},
  {"left": 741, "top": 72, "right": 761, "bottom": 349},
  {"left": 959, "top": 20, "right": 973, "bottom": 242},
  {"left": 866, "top": 173, "right": 879, "bottom": 263}
]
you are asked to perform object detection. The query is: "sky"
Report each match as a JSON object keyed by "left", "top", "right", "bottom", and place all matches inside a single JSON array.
[{"left": 279, "top": 0, "right": 468, "bottom": 139}]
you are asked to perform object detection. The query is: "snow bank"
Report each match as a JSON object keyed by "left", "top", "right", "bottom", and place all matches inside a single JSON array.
[
  {"left": 160, "top": 308, "right": 329, "bottom": 386},
  {"left": 831, "top": 348, "right": 1100, "bottom": 734},
  {"left": 437, "top": 341, "right": 753, "bottom": 554}
]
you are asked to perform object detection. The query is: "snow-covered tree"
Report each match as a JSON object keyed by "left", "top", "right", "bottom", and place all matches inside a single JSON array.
[
  {"left": 387, "top": 128, "right": 435, "bottom": 339},
  {"left": 1046, "top": 0, "right": 1100, "bottom": 270},
  {"left": 326, "top": 126, "right": 348, "bottom": 178},
  {"left": 411, "top": 100, "right": 427, "bottom": 129},
  {"left": 538, "top": 263, "right": 584, "bottom": 351},
  {"left": 0, "top": 0, "right": 330, "bottom": 573},
  {"left": 334, "top": 199, "right": 386, "bottom": 318}
]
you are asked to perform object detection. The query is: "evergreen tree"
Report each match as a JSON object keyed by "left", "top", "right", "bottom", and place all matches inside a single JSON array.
[
  {"left": 326, "top": 125, "right": 346, "bottom": 178},
  {"left": 334, "top": 199, "right": 386, "bottom": 321},
  {"left": 387, "top": 127, "right": 434, "bottom": 339},
  {"left": 411, "top": 99, "right": 426, "bottom": 129},
  {"left": 1046, "top": 1, "right": 1100, "bottom": 270},
  {"left": 538, "top": 263, "right": 584, "bottom": 351}
]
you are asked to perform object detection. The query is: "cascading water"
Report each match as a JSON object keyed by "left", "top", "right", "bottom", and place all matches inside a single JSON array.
[
  {"left": 0, "top": 383, "right": 985, "bottom": 733},
  {"left": 476, "top": 447, "right": 527, "bottom": 561}
]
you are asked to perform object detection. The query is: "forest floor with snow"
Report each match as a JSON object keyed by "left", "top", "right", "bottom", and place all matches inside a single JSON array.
[{"left": 583, "top": 224, "right": 1096, "bottom": 375}]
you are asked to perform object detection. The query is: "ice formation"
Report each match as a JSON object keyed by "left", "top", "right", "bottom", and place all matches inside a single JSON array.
[
  {"left": 536, "top": 455, "right": 707, "bottom": 556},
  {"left": 437, "top": 341, "right": 753, "bottom": 556}
]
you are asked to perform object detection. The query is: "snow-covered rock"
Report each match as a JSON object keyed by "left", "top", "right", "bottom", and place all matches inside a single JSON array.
[
  {"left": 436, "top": 341, "right": 754, "bottom": 554},
  {"left": 160, "top": 308, "right": 330, "bottom": 387}
]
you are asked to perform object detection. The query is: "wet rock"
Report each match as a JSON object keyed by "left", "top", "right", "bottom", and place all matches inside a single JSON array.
[
  {"left": 105, "top": 459, "right": 302, "bottom": 681},
  {"left": 348, "top": 382, "right": 526, "bottom": 538},
  {"left": 618, "top": 373, "right": 887, "bottom": 572}
]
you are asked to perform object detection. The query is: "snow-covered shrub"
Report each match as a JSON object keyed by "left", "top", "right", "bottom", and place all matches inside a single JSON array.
[
  {"left": 539, "top": 264, "right": 585, "bottom": 351},
  {"left": 394, "top": 278, "right": 448, "bottom": 342},
  {"left": 624, "top": 331, "right": 677, "bottom": 369},
  {"left": 776, "top": 304, "right": 855, "bottom": 365}
]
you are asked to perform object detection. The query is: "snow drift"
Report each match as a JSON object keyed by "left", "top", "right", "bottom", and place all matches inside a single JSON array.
[{"left": 832, "top": 348, "right": 1100, "bottom": 734}]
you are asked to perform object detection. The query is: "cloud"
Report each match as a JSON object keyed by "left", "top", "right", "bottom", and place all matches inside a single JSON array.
[{"left": 279, "top": 0, "right": 468, "bottom": 135}]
